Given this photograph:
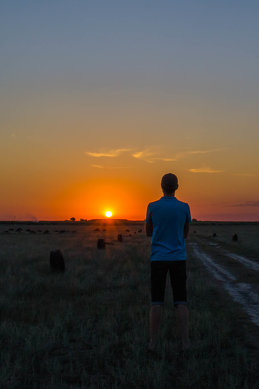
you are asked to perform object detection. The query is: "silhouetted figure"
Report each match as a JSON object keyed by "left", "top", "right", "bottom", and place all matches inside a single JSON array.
[
  {"left": 213, "top": 233, "right": 217, "bottom": 237},
  {"left": 97, "top": 238, "right": 105, "bottom": 249},
  {"left": 146, "top": 173, "right": 191, "bottom": 352},
  {"left": 117, "top": 234, "right": 123, "bottom": 242},
  {"left": 232, "top": 233, "right": 238, "bottom": 242},
  {"left": 50, "top": 250, "right": 65, "bottom": 272}
]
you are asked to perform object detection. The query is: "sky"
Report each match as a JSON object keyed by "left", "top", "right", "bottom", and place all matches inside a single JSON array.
[{"left": 1, "top": 0, "right": 259, "bottom": 221}]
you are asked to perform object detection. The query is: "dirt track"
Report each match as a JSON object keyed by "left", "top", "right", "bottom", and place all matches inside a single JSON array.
[{"left": 188, "top": 238, "right": 259, "bottom": 328}]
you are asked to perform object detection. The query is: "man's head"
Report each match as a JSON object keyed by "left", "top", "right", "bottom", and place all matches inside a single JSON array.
[{"left": 161, "top": 173, "right": 178, "bottom": 195}]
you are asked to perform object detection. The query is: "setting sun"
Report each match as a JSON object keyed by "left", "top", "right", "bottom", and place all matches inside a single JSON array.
[{"left": 105, "top": 211, "right": 112, "bottom": 218}]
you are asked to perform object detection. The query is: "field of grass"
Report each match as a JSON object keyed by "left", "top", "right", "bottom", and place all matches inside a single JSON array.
[
  {"left": 0, "top": 222, "right": 258, "bottom": 388},
  {"left": 190, "top": 223, "right": 259, "bottom": 258}
]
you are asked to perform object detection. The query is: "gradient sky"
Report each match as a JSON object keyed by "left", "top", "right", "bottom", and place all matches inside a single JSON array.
[{"left": 1, "top": 0, "right": 259, "bottom": 221}]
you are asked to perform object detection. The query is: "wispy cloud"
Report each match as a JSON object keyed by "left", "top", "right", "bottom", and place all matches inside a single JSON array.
[
  {"left": 91, "top": 164, "right": 129, "bottom": 169},
  {"left": 232, "top": 201, "right": 259, "bottom": 207},
  {"left": 132, "top": 150, "right": 158, "bottom": 163},
  {"left": 175, "top": 148, "right": 224, "bottom": 160},
  {"left": 188, "top": 167, "right": 223, "bottom": 174},
  {"left": 132, "top": 149, "right": 177, "bottom": 163},
  {"left": 86, "top": 146, "right": 223, "bottom": 164},
  {"left": 91, "top": 164, "right": 104, "bottom": 169},
  {"left": 86, "top": 148, "right": 131, "bottom": 158}
]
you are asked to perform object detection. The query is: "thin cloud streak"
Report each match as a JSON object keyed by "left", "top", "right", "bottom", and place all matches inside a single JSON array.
[
  {"left": 175, "top": 148, "right": 224, "bottom": 160},
  {"left": 188, "top": 167, "right": 223, "bottom": 174},
  {"left": 86, "top": 146, "right": 223, "bottom": 164},
  {"left": 86, "top": 148, "right": 131, "bottom": 158},
  {"left": 232, "top": 201, "right": 259, "bottom": 207}
]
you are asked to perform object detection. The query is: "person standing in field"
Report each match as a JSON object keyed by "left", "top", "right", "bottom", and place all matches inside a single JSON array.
[{"left": 146, "top": 173, "right": 191, "bottom": 352}]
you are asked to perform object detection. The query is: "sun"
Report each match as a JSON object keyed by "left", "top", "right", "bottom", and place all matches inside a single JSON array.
[{"left": 105, "top": 210, "right": 112, "bottom": 218}]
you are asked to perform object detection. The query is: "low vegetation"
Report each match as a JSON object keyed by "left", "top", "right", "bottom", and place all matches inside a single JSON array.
[{"left": 0, "top": 223, "right": 258, "bottom": 388}]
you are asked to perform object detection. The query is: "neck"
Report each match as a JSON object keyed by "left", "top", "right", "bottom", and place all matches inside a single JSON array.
[{"left": 163, "top": 192, "right": 175, "bottom": 197}]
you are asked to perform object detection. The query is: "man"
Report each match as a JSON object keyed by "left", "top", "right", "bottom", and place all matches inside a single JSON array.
[{"left": 146, "top": 173, "right": 191, "bottom": 352}]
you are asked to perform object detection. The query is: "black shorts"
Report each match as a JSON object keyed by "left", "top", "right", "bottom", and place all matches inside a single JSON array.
[{"left": 150, "top": 260, "right": 187, "bottom": 307}]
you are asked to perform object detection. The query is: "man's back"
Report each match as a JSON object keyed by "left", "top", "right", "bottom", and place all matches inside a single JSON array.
[{"left": 146, "top": 196, "right": 191, "bottom": 261}]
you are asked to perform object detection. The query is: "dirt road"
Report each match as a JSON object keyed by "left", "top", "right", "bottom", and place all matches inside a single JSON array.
[{"left": 188, "top": 238, "right": 259, "bottom": 327}]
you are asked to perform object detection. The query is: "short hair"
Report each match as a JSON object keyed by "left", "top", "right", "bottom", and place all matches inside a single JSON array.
[{"left": 161, "top": 173, "right": 178, "bottom": 193}]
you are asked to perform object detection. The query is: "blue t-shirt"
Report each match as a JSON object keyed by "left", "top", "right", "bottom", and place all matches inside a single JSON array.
[{"left": 146, "top": 196, "right": 191, "bottom": 261}]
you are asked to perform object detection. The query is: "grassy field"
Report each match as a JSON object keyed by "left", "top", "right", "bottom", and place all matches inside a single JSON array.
[
  {"left": 190, "top": 222, "right": 259, "bottom": 258},
  {"left": 0, "top": 222, "right": 258, "bottom": 388}
]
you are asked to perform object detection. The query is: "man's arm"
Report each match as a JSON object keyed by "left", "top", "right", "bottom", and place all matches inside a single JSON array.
[{"left": 146, "top": 220, "right": 153, "bottom": 237}]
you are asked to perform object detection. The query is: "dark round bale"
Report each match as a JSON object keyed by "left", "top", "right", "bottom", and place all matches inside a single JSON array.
[
  {"left": 97, "top": 238, "right": 105, "bottom": 249},
  {"left": 232, "top": 233, "right": 238, "bottom": 242},
  {"left": 16, "top": 228, "right": 23, "bottom": 232},
  {"left": 117, "top": 234, "right": 123, "bottom": 242},
  {"left": 50, "top": 250, "right": 65, "bottom": 272}
]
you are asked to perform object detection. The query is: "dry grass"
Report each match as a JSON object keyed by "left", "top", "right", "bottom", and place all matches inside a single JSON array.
[{"left": 0, "top": 222, "right": 258, "bottom": 388}]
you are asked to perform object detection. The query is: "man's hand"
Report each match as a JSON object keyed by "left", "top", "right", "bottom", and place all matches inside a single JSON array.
[{"left": 146, "top": 221, "right": 153, "bottom": 237}]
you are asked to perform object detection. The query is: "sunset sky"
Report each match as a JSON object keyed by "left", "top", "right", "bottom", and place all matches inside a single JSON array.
[{"left": 1, "top": 1, "right": 259, "bottom": 221}]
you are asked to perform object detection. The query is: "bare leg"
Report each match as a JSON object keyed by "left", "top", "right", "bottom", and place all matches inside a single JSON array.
[
  {"left": 176, "top": 304, "right": 190, "bottom": 350},
  {"left": 149, "top": 305, "right": 162, "bottom": 350}
]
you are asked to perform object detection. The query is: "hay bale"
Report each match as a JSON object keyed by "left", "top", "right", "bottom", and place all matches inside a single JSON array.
[
  {"left": 97, "top": 238, "right": 105, "bottom": 249},
  {"left": 117, "top": 234, "right": 123, "bottom": 242},
  {"left": 50, "top": 250, "right": 65, "bottom": 272},
  {"left": 232, "top": 233, "right": 238, "bottom": 242}
]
